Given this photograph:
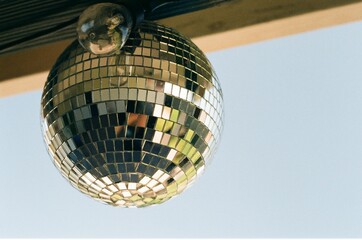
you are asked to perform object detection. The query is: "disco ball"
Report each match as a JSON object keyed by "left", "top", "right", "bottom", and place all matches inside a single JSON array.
[{"left": 41, "top": 21, "right": 224, "bottom": 207}]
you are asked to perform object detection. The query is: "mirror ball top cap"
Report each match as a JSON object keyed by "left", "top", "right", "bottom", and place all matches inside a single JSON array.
[{"left": 77, "top": 3, "right": 134, "bottom": 56}]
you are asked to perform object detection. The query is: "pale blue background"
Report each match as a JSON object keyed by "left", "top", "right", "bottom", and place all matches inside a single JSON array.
[{"left": 1, "top": 21, "right": 362, "bottom": 237}]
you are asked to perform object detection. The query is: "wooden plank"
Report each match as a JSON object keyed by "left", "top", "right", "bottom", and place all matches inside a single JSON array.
[
  {"left": 0, "top": 72, "right": 49, "bottom": 98},
  {"left": 1, "top": 0, "right": 362, "bottom": 98},
  {"left": 191, "top": 1, "right": 362, "bottom": 52},
  {"left": 159, "top": 0, "right": 362, "bottom": 39}
]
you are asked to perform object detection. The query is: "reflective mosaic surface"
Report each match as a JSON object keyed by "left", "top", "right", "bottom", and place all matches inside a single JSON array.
[{"left": 41, "top": 21, "right": 224, "bottom": 207}]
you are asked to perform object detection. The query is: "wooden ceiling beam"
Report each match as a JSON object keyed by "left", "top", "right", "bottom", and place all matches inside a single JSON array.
[{"left": 1, "top": 0, "right": 362, "bottom": 98}]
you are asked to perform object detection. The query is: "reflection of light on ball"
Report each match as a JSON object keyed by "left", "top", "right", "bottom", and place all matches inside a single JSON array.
[
  {"left": 77, "top": 3, "right": 133, "bottom": 56},
  {"left": 41, "top": 21, "right": 224, "bottom": 207}
]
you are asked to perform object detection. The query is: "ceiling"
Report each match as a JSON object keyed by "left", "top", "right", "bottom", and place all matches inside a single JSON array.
[{"left": 0, "top": 0, "right": 228, "bottom": 54}]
